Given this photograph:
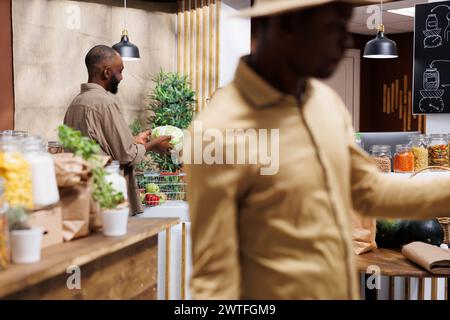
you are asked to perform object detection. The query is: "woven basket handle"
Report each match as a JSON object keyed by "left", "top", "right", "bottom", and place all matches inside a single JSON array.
[{"left": 410, "top": 166, "right": 450, "bottom": 178}]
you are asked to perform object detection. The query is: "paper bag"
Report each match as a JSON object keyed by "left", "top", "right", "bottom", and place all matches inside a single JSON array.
[{"left": 352, "top": 212, "right": 377, "bottom": 255}]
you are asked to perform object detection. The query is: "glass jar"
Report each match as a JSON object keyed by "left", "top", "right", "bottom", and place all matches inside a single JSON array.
[
  {"left": 409, "top": 134, "right": 429, "bottom": 171},
  {"left": 0, "top": 178, "right": 10, "bottom": 270},
  {"left": 427, "top": 134, "right": 449, "bottom": 167},
  {"left": 370, "top": 145, "right": 392, "bottom": 173},
  {"left": 394, "top": 145, "right": 414, "bottom": 173},
  {"left": 22, "top": 137, "right": 60, "bottom": 207},
  {"left": 0, "top": 136, "right": 33, "bottom": 209},
  {"left": 104, "top": 161, "right": 128, "bottom": 200},
  {"left": 47, "top": 141, "right": 64, "bottom": 154}
]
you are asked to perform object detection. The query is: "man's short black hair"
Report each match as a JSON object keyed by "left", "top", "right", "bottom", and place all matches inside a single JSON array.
[{"left": 85, "top": 45, "right": 119, "bottom": 74}]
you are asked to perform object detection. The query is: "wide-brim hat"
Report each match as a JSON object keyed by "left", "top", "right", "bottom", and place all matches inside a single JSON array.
[{"left": 238, "top": 0, "right": 383, "bottom": 18}]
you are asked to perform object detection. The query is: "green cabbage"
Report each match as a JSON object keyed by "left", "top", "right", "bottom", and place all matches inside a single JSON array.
[{"left": 151, "top": 125, "right": 184, "bottom": 150}]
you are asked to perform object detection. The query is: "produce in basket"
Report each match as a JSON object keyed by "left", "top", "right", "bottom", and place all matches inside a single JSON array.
[
  {"left": 145, "top": 183, "right": 160, "bottom": 194},
  {"left": 151, "top": 126, "right": 184, "bottom": 150},
  {"left": 145, "top": 194, "right": 160, "bottom": 207}
]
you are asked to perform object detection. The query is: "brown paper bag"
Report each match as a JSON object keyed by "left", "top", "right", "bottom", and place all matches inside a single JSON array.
[
  {"left": 53, "top": 153, "right": 93, "bottom": 241},
  {"left": 59, "top": 182, "right": 92, "bottom": 241},
  {"left": 352, "top": 212, "right": 377, "bottom": 255}
]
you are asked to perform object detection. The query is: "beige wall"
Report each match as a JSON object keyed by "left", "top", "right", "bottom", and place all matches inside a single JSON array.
[{"left": 13, "top": 0, "right": 177, "bottom": 140}]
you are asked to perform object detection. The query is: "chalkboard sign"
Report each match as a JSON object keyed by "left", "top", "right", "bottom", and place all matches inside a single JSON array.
[{"left": 413, "top": 1, "right": 450, "bottom": 114}]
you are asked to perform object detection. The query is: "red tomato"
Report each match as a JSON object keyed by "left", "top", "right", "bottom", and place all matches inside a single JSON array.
[{"left": 145, "top": 194, "right": 160, "bottom": 207}]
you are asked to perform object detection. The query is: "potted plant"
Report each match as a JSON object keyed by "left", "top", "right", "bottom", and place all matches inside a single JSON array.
[
  {"left": 92, "top": 166, "right": 128, "bottom": 237},
  {"left": 58, "top": 125, "right": 128, "bottom": 237},
  {"left": 7, "top": 207, "right": 43, "bottom": 264}
]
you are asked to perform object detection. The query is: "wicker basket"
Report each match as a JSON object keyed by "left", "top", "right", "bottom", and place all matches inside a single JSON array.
[{"left": 411, "top": 166, "right": 450, "bottom": 244}]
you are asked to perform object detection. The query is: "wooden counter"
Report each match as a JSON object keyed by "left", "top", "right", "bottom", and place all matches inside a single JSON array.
[
  {"left": 357, "top": 248, "right": 450, "bottom": 300},
  {"left": 0, "top": 217, "right": 179, "bottom": 300}
]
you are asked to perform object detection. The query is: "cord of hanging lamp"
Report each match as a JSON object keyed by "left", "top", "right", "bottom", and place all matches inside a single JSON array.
[
  {"left": 112, "top": 0, "right": 140, "bottom": 61},
  {"left": 363, "top": 0, "right": 398, "bottom": 59}
]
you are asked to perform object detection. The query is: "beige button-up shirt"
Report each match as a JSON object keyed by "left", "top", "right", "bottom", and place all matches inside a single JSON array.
[
  {"left": 184, "top": 58, "right": 450, "bottom": 300},
  {"left": 64, "top": 83, "right": 145, "bottom": 214}
]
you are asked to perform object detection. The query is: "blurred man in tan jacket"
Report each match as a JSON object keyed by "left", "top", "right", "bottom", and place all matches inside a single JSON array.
[
  {"left": 185, "top": 0, "right": 450, "bottom": 299},
  {"left": 65, "top": 45, "right": 171, "bottom": 215}
]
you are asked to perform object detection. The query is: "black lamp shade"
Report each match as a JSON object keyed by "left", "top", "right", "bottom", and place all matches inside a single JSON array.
[
  {"left": 113, "top": 32, "right": 140, "bottom": 61},
  {"left": 363, "top": 30, "right": 398, "bottom": 59}
]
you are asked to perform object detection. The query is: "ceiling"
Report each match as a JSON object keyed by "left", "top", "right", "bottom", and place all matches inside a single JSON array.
[{"left": 349, "top": 0, "right": 423, "bottom": 35}]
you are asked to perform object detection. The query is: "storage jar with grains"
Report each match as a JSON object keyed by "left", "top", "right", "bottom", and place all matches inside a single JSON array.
[
  {"left": 0, "top": 137, "right": 33, "bottom": 209},
  {"left": 428, "top": 134, "right": 449, "bottom": 167},
  {"left": 22, "top": 137, "right": 60, "bottom": 207},
  {"left": 393, "top": 144, "right": 414, "bottom": 173},
  {"left": 409, "top": 134, "right": 428, "bottom": 171},
  {"left": 370, "top": 145, "right": 392, "bottom": 173}
]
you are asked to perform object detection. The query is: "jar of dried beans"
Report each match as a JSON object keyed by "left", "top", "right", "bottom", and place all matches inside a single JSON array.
[
  {"left": 428, "top": 134, "right": 449, "bottom": 167},
  {"left": 394, "top": 144, "right": 414, "bottom": 173},
  {"left": 370, "top": 145, "right": 392, "bottom": 173}
]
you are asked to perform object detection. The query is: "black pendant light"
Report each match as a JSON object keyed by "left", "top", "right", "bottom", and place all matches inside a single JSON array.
[
  {"left": 363, "top": 0, "right": 398, "bottom": 59},
  {"left": 113, "top": 0, "right": 140, "bottom": 61}
]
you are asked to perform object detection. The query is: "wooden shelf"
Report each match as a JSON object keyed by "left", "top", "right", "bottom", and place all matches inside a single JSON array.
[{"left": 0, "top": 217, "right": 179, "bottom": 298}]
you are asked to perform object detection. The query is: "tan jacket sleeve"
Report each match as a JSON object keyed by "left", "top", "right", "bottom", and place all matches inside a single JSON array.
[
  {"left": 342, "top": 105, "right": 450, "bottom": 219},
  {"left": 86, "top": 104, "right": 145, "bottom": 166}
]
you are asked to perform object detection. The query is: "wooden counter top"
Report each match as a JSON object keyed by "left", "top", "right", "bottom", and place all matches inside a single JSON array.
[
  {"left": 356, "top": 248, "right": 446, "bottom": 278},
  {"left": 0, "top": 217, "right": 179, "bottom": 298}
]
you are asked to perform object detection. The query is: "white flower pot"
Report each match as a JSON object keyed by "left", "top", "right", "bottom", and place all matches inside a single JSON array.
[
  {"left": 10, "top": 228, "right": 43, "bottom": 264},
  {"left": 101, "top": 207, "right": 129, "bottom": 237}
]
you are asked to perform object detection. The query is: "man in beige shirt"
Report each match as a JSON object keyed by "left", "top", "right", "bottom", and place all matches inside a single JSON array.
[
  {"left": 65, "top": 45, "right": 171, "bottom": 215},
  {"left": 185, "top": 0, "right": 450, "bottom": 299}
]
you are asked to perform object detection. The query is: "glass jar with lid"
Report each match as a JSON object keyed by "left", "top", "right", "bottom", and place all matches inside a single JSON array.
[
  {"left": 370, "top": 145, "right": 392, "bottom": 173},
  {"left": 409, "top": 134, "right": 429, "bottom": 171},
  {"left": 22, "top": 137, "right": 60, "bottom": 207},
  {"left": 427, "top": 134, "right": 449, "bottom": 167},
  {"left": 0, "top": 136, "right": 33, "bottom": 209},
  {"left": 0, "top": 177, "right": 10, "bottom": 270},
  {"left": 47, "top": 141, "right": 64, "bottom": 154},
  {"left": 393, "top": 144, "right": 414, "bottom": 173},
  {"left": 104, "top": 161, "right": 128, "bottom": 200}
]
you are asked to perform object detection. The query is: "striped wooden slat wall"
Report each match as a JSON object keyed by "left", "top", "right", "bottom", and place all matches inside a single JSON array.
[{"left": 177, "top": 0, "right": 221, "bottom": 112}]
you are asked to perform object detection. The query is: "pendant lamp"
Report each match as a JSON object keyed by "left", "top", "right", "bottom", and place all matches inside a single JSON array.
[
  {"left": 363, "top": 0, "right": 398, "bottom": 59},
  {"left": 113, "top": 0, "right": 140, "bottom": 61}
]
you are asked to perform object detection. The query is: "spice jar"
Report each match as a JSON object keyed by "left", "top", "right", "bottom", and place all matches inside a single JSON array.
[
  {"left": 0, "top": 136, "right": 33, "bottom": 209},
  {"left": 22, "top": 137, "right": 60, "bottom": 207},
  {"left": 47, "top": 141, "right": 64, "bottom": 154},
  {"left": 409, "top": 134, "right": 429, "bottom": 171},
  {"left": 0, "top": 178, "right": 10, "bottom": 270},
  {"left": 370, "top": 145, "right": 392, "bottom": 173},
  {"left": 427, "top": 134, "right": 449, "bottom": 167},
  {"left": 393, "top": 145, "right": 414, "bottom": 173}
]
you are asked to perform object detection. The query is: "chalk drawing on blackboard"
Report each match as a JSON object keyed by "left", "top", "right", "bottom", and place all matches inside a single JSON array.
[
  {"left": 423, "top": 14, "right": 442, "bottom": 48},
  {"left": 419, "top": 60, "right": 450, "bottom": 113},
  {"left": 445, "top": 12, "right": 450, "bottom": 42}
]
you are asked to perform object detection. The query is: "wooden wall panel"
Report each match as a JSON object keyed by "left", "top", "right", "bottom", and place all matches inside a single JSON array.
[
  {"left": 177, "top": 0, "right": 220, "bottom": 112},
  {"left": 0, "top": 0, "right": 14, "bottom": 130}
]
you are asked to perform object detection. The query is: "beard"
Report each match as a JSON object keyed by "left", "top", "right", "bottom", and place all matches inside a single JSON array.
[{"left": 109, "top": 74, "right": 120, "bottom": 94}]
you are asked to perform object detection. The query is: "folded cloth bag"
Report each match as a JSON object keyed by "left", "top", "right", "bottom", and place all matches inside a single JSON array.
[{"left": 402, "top": 241, "right": 450, "bottom": 275}]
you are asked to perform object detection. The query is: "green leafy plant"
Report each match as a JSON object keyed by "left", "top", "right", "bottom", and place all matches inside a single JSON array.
[
  {"left": 147, "top": 71, "right": 196, "bottom": 172},
  {"left": 58, "top": 125, "right": 124, "bottom": 210},
  {"left": 6, "top": 207, "right": 30, "bottom": 231}
]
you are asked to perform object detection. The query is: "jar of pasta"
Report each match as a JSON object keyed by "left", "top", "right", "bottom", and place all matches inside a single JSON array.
[
  {"left": 428, "top": 134, "right": 449, "bottom": 167},
  {"left": 0, "top": 137, "right": 33, "bottom": 209},
  {"left": 0, "top": 178, "right": 9, "bottom": 270},
  {"left": 409, "top": 134, "right": 428, "bottom": 171},
  {"left": 394, "top": 144, "right": 414, "bottom": 173},
  {"left": 370, "top": 145, "right": 392, "bottom": 173}
]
